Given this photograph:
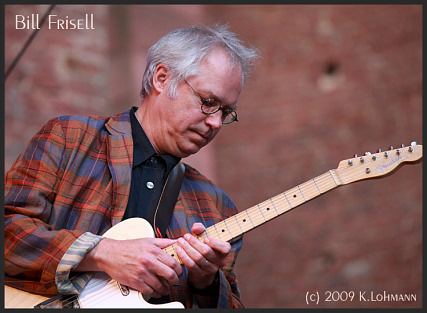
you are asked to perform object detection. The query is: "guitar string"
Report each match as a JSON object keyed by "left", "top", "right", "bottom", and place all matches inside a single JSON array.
[
  {"left": 182, "top": 151, "right": 407, "bottom": 243},
  {"left": 57, "top": 278, "right": 119, "bottom": 307},
  {"left": 54, "top": 149, "right": 408, "bottom": 307},
  {"left": 164, "top": 153, "right": 398, "bottom": 248}
]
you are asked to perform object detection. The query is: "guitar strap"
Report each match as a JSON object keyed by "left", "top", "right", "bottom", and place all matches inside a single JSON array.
[{"left": 153, "top": 162, "right": 185, "bottom": 238}]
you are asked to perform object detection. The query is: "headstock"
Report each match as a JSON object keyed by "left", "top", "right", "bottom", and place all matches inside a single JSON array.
[{"left": 335, "top": 142, "right": 422, "bottom": 185}]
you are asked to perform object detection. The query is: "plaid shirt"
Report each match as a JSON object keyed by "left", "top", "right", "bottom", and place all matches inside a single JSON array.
[{"left": 4, "top": 108, "right": 244, "bottom": 308}]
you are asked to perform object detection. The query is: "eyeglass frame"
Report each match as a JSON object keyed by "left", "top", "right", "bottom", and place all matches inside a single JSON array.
[{"left": 183, "top": 79, "right": 238, "bottom": 124}]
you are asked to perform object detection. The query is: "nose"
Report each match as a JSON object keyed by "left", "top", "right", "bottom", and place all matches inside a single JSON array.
[{"left": 205, "top": 111, "right": 222, "bottom": 130}]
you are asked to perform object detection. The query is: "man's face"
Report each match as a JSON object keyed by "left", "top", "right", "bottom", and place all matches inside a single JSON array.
[{"left": 158, "top": 48, "right": 243, "bottom": 158}]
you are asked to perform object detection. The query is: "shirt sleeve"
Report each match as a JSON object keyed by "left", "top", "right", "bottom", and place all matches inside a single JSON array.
[
  {"left": 5, "top": 119, "right": 88, "bottom": 295},
  {"left": 55, "top": 232, "right": 104, "bottom": 294}
]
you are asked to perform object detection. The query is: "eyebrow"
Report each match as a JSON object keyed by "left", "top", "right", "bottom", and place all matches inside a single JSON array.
[{"left": 200, "top": 89, "right": 237, "bottom": 110}]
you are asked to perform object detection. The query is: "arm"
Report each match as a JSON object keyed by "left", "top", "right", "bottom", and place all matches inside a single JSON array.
[
  {"left": 4, "top": 119, "right": 84, "bottom": 295},
  {"left": 72, "top": 236, "right": 182, "bottom": 298}
]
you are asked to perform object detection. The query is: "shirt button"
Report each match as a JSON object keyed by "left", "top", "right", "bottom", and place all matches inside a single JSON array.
[
  {"left": 150, "top": 156, "right": 158, "bottom": 163},
  {"left": 146, "top": 182, "right": 154, "bottom": 189}
]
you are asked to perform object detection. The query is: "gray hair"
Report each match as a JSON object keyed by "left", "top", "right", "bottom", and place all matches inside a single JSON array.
[{"left": 140, "top": 24, "right": 258, "bottom": 99}]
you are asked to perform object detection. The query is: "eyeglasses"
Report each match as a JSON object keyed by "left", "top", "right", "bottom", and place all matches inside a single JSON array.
[{"left": 184, "top": 80, "right": 238, "bottom": 124}]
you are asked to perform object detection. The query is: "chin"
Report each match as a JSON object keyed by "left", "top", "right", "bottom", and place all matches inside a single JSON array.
[{"left": 178, "top": 142, "right": 204, "bottom": 158}]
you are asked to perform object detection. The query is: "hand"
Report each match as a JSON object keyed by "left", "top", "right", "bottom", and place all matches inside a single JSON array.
[
  {"left": 175, "top": 223, "right": 231, "bottom": 290},
  {"left": 75, "top": 237, "right": 183, "bottom": 298}
]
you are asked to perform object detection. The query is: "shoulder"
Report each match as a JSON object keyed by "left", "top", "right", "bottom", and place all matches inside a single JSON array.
[{"left": 41, "top": 109, "right": 132, "bottom": 141}]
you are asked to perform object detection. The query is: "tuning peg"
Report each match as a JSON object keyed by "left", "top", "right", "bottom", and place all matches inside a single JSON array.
[
  {"left": 384, "top": 151, "right": 389, "bottom": 158},
  {"left": 376, "top": 148, "right": 382, "bottom": 153},
  {"left": 353, "top": 154, "right": 358, "bottom": 158},
  {"left": 411, "top": 141, "right": 418, "bottom": 146},
  {"left": 396, "top": 149, "right": 401, "bottom": 155},
  {"left": 364, "top": 152, "right": 371, "bottom": 156},
  {"left": 388, "top": 146, "right": 393, "bottom": 150},
  {"left": 401, "top": 144, "right": 405, "bottom": 148}
]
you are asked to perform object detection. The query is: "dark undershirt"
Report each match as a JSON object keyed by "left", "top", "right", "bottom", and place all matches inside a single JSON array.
[{"left": 123, "top": 107, "right": 180, "bottom": 229}]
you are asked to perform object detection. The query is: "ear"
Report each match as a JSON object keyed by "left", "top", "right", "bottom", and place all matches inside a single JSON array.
[{"left": 152, "top": 64, "right": 170, "bottom": 93}]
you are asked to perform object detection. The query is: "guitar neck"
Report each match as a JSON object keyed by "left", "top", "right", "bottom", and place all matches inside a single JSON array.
[
  {"left": 164, "top": 143, "right": 422, "bottom": 263},
  {"left": 164, "top": 170, "right": 340, "bottom": 261}
]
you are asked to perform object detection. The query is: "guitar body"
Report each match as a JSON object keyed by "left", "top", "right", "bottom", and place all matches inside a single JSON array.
[
  {"left": 4, "top": 218, "right": 184, "bottom": 308},
  {"left": 4, "top": 285, "right": 49, "bottom": 308}
]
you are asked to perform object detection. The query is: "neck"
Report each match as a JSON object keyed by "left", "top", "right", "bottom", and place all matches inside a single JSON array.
[{"left": 135, "top": 101, "right": 164, "bottom": 155}]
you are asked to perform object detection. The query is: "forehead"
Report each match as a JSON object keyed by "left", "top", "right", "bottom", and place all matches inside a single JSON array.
[{"left": 190, "top": 49, "right": 243, "bottom": 106}]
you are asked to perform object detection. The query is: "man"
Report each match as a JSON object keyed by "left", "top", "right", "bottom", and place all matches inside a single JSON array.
[{"left": 4, "top": 24, "right": 258, "bottom": 308}]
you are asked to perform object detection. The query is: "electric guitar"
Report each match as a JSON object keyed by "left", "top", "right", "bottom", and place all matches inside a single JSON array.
[{"left": 4, "top": 143, "right": 422, "bottom": 308}]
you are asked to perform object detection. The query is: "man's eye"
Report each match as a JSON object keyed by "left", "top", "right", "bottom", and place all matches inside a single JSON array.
[{"left": 204, "top": 99, "right": 219, "bottom": 107}]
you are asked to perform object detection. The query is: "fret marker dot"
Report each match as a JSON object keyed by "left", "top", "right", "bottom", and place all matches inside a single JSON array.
[
  {"left": 293, "top": 195, "right": 297, "bottom": 198},
  {"left": 266, "top": 207, "right": 270, "bottom": 211},
  {"left": 222, "top": 229, "right": 225, "bottom": 232},
  {"left": 243, "top": 219, "right": 246, "bottom": 222}
]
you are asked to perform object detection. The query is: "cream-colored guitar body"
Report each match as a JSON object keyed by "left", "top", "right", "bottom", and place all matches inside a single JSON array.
[{"left": 4, "top": 218, "right": 184, "bottom": 308}]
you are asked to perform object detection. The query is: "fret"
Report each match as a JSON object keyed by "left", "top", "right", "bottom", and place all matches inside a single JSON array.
[
  {"left": 234, "top": 214, "right": 244, "bottom": 234},
  {"left": 313, "top": 178, "right": 322, "bottom": 194},
  {"left": 271, "top": 193, "right": 292, "bottom": 214},
  {"left": 164, "top": 244, "right": 181, "bottom": 263},
  {"left": 284, "top": 186, "right": 306, "bottom": 208},
  {"left": 213, "top": 223, "right": 223, "bottom": 241},
  {"left": 283, "top": 192, "right": 293, "bottom": 208},
  {"left": 235, "top": 210, "right": 254, "bottom": 233},
  {"left": 299, "top": 180, "right": 319, "bottom": 201},
  {"left": 246, "top": 206, "right": 265, "bottom": 227},
  {"left": 215, "top": 221, "right": 233, "bottom": 241},
  {"left": 298, "top": 185, "right": 307, "bottom": 201},
  {"left": 257, "top": 204, "right": 267, "bottom": 221},
  {"left": 197, "top": 228, "right": 210, "bottom": 241},
  {"left": 329, "top": 170, "right": 340, "bottom": 185},
  {"left": 223, "top": 219, "right": 240, "bottom": 239},
  {"left": 270, "top": 198, "right": 280, "bottom": 215},
  {"left": 315, "top": 172, "right": 336, "bottom": 193},
  {"left": 258, "top": 200, "right": 279, "bottom": 221}
]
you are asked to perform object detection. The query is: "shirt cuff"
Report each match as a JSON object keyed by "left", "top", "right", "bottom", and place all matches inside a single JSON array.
[{"left": 55, "top": 232, "right": 103, "bottom": 294}]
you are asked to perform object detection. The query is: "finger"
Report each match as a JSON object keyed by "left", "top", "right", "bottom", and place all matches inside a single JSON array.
[
  {"left": 190, "top": 223, "right": 207, "bottom": 235},
  {"left": 203, "top": 236, "right": 232, "bottom": 255},
  {"left": 151, "top": 238, "right": 178, "bottom": 249},
  {"left": 174, "top": 243, "right": 200, "bottom": 270},
  {"left": 149, "top": 238, "right": 183, "bottom": 278},
  {"left": 141, "top": 275, "right": 169, "bottom": 298},
  {"left": 177, "top": 236, "right": 212, "bottom": 269}
]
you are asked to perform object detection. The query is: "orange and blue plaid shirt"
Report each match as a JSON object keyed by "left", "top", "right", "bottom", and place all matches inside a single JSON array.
[{"left": 4, "top": 108, "right": 244, "bottom": 308}]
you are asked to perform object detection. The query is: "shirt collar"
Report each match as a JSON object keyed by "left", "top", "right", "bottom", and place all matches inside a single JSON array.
[{"left": 130, "top": 107, "right": 181, "bottom": 170}]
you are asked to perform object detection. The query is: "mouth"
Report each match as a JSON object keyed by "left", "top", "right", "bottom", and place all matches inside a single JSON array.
[{"left": 192, "top": 130, "right": 211, "bottom": 143}]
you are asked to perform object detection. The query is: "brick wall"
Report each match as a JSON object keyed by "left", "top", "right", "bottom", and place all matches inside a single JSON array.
[
  {"left": 212, "top": 5, "right": 422, "bottom": 308},
  {"left": 4, "top": 4, "right": 422, "bottom": 309},
  {"left": 5, "top": 5, "right": 110, "bottom": 170}
]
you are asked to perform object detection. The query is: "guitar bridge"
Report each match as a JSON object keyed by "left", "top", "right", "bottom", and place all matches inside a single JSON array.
[
  {"left": 34, "top": 294, "right": 80, "bottom": 308},
  {"left": 117, "top": 282, "right": 130, "bottom": 296}
]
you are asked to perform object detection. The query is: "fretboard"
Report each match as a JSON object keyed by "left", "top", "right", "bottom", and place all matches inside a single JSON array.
[{"left": 164, "top": 170, "right": 341, "bottom": 263}]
